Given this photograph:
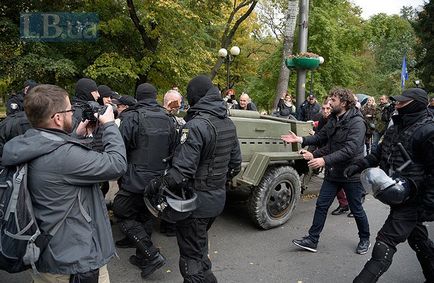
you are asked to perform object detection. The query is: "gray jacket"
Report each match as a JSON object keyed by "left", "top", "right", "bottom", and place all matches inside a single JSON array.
[{"left": 2, "top": 122, "right": 127, "bottom": 274}]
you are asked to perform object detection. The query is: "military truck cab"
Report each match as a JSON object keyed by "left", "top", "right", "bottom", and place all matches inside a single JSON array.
[{"left": 228, "top": 109, "right": 312, "bottom": 229}]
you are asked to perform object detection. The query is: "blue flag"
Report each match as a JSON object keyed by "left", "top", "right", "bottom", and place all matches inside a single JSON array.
[{"left": 401, "top": 55, "right": 408, "bottom": 90}]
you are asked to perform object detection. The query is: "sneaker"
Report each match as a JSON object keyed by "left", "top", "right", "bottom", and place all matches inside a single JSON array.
[
  {"left": 129, "top": 253, "right": 166, "bottom": 278},
  {"left": 115, "top": 237, "right": 136, "bottom": 248},
  {"left": 292, "top": 236, "right": 318, "bottom": 253},
  {"left": 347, "top": 212, "right": 354, "bottom": 218},
  {"left": 331, "top": 205, "right": 349, "bottom": 215},
  {"left": 356, "top": 239, "right": 371, "bottom": 255}
]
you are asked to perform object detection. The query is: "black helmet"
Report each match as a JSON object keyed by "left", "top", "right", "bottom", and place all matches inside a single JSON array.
[
  {"left": 360, "top": 168, "right": 415, "bottom": 206},
  {"left": 144, "top": 177, "right": 197, "bottom": 223}
]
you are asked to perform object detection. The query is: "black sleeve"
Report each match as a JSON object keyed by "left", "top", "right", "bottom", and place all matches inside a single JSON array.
[{"left": 119, "top": 112, "right": 138, "bottom": 151}]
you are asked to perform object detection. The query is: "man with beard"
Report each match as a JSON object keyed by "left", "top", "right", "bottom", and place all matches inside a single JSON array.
[
  {"left": 346, "top": 88, "right": 434, "bottom": 283},
  {"left": 2, "top": 84, "right": 127, "bottom": 282},
  {"left": 152, "top": 75, "right": 241, "bottom": 282},
  {"left": 281, "top": 88, "right": 370, "bottom": 255}
]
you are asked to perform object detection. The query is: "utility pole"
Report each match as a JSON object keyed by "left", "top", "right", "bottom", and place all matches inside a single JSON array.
[{"left": 296, "top": 0, "right": 309, "bottom": 108}]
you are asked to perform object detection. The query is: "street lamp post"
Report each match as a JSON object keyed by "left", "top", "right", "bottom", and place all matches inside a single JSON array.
[{"left": 218, "top": 46, "right": 240, "bottom": 90}]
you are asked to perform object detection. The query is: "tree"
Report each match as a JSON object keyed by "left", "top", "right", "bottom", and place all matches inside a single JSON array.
[
  {"left": 414, "top": 1, "right": 434, "bottom": 92},
  {"left": 274, "top": 0, "right": 298, "bottom": 109}
]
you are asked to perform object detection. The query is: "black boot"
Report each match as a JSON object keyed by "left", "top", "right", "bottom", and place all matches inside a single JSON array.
[
  {"left": 115, "top": 237, "right": 136, "bottom": 248},
  {"left": 129, "top": 251, "right": 166, "bottom": 278}
]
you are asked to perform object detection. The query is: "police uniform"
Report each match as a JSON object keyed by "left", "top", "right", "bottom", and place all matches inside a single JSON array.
[
  {"left": 112, "top": 83, "right": 176, "bottom": 278},
  {"left": 351, "top": 88, "right": 434, "bottom": 282},
  {"left": 0, "top": 111, "right": 32, "bottom": 169},
  {"left": 161, "top": 75, "right": 241, "bottom": 282}
]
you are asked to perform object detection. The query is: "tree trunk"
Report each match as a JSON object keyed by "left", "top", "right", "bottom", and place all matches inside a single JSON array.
[
  {"left": 210, "top": 0, "right": 258, "bottom": 81},
  {"left": 273, "top": 0, "right": 299, "bottom": 110}
]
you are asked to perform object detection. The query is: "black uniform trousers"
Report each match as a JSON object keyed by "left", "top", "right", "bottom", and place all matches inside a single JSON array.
[
  {"left": 357, "top": 203, "right": 434, "bottom": 282},
  {"left": 175, "top": 217, "right": 217, "bottom": 283},
  {"left": 112, "top": 189, "right": 155, "bottom": 254}
]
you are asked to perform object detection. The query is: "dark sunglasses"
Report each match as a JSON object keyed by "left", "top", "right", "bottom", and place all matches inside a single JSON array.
[{"left": 51, "top": 108, "right": 75, "bottom": 119}]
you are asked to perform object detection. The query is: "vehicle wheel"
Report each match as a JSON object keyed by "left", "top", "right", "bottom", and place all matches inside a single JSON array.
[{"left": 248, "top": 166, "right": 301, "bottom": 229}]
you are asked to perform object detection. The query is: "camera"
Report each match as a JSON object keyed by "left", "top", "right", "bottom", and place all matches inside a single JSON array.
[{"left": 81, "top": 101, "right": 108, "bottom": 123}]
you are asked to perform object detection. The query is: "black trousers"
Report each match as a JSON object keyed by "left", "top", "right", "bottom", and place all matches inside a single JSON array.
[
  {"left": 357, "top": 203, "right": 434, "bottom": 282},
  {"left": 112, "top": 189, "right": 155, "bottom": 252},
  {"left": 176, "top": 217, "right": 217, "bottom": 283}
]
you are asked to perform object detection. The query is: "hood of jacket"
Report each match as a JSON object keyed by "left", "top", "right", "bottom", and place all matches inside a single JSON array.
[
  {"left": 2, "top": 129, "right": 77, "bottom": 166},
  {"left": 185, "top": 86, "right": 227, "bottom": 121}
]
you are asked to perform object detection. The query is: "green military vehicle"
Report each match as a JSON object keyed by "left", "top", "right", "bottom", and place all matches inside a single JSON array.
[{"left": 228, "top": 109, "right": 313, "bottom": 230}]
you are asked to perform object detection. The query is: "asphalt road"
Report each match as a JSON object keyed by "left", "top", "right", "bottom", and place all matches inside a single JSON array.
[{"left": 1, "top": 176, "right": 429, "bottom": 283}]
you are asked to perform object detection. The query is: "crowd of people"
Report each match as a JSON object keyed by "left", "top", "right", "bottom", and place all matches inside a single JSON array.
[{"left": 1, "top": 79, "right": 433, "bottom": 283}]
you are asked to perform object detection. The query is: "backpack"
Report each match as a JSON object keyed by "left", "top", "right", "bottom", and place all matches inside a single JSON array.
[{"left": 0, "top": 164, "right": 72, "bottom": 273}]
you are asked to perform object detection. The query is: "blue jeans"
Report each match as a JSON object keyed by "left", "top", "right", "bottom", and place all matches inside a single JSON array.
[{"left": 308, "top": 179, "right": 370, "bottom": 242}]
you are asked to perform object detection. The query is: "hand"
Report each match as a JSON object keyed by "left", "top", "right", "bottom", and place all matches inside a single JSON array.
[
  {"left": 96, "top": 105, "right": 115, "bottom": 124},
  {"left": 76, "top": 120, "right": 94, "bottom": 137},
  {"left": 343, "top": 164, "right": 361, "bottom": 178},
  {"left": 281, "top": 131, "right": 302, "bottom": 143},
  {"left": 307, "top": 158, "right": 325, "bottom": 169},
  {"left": 299, "top": 150, "right": 314, "bottom": 161}
]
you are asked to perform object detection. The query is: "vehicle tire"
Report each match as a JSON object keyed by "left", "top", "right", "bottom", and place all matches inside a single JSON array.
[{"left": 248, "top": 166, "right": 301, "bottom": 229}]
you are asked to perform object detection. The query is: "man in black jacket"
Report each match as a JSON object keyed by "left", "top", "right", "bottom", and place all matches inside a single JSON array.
[
  {"left": 297, "top": 94, "right": 321, "bottom": 121},
  {"left": 6, "top": 80, "right": 37, "bottom": 116},
  {"left": 157, "top": 75, "right": 242, "bottom": 282},
  {"left": 112, "top": 83, "right": 177, "bottom": 278},
  {"left": 347, "top": 88, "right": 434, "bottom": 283},
  {"left": 71, "top": 78, "right": 100, "bottom": 131},
  {"left": 281, "top": 88, "right": 370, "bottom": 254}
]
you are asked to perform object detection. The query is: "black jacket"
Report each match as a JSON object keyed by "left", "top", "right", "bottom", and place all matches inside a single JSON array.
[
  {"left": 168, "top": 87, "right": 242, "bottom": 217},
  {"left": 6, "top": 92, "right": 24, "bottom": 116},
  {"left": 363, "top": 110, "right": 434, "bottom": 209},
  {"left": 0, "top": 111, "right": 32, "bottom": 168},
  {"left": 119, "top": 99, "right": 176, "bottom": 194},
  {"left": 303, "top": 107, "right": 366, "bottom": 182},
  {"left": 297, "top": 101, "right": 321, "bottom": 121}
]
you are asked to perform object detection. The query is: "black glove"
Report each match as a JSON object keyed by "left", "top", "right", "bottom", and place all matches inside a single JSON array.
[
  {"left": 144, "top": 176, "right": 163, "bottom": 196},
  {"left": 343, "top": 164, "right": 361, "bottom": 178}
]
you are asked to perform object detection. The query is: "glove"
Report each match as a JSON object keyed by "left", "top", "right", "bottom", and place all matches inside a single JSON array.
[
  {"left": 144, "top": 176, "right": 163, "bottom": 196},
  {"left": 343, "top": 164, "right": 361, "bottom": 178}
]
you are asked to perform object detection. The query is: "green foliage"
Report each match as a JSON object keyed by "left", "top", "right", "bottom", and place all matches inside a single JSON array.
[{"left": 414, "top": 1, "right": 434, "bottom": 92}]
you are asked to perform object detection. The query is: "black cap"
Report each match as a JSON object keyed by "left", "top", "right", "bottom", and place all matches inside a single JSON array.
[
  {"left": 136, "top": 83, "right": 157, "bottom": 101},
  {"left": 98, "top": 85, "right": 115, "bottom": 98},
  {"left": 308, "top": 94, "right": 315, "bottom": 99},
  {"left": 391, "top": 88, "right": 428, "bottom": 105},
  {"left": 186, "top": 75, "right": 213, "bottom": 107},
  {"left": 75, "top": 78, "right": 98, "bottom": 101},
  {"left": 112, "top": 96, "right": 137, "bottom": 106}
]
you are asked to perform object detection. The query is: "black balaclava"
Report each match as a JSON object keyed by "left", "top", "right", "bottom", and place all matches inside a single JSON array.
[
  {"left": 397, "top": 100, "right": 427, "bottom": 115},
  {"left": 136, "top": 83, "right": 157, "bottom": 101},
  {"left": 75, "top": 78, "right": 98, "bottom": 101},
  {"left": 186, "top": 75, "right": 213, "bottom": 107}
]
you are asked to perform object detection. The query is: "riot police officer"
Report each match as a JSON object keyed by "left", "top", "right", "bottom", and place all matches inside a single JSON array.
[
  {"left": 6, "top": 79, "right": 37, "bottom": 116},
  {"left": 150, "top": 75, "right": 242, "bottom": 282},
  {"left": 112, "top": 83, "right": 177, "bottom": 278},
  {"left": 345, "top": 88, "right": 434, "bottom": 282}
]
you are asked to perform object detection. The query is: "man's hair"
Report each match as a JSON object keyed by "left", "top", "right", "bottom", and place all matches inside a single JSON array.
[
  {"left": 329, "top": 88, "right": 356, "bottom": 109},
  {"left": 163, "top": 90, "right": 182, "bottom": 107},
  {"left": 240, "top": 92, "right": 251, "bottom": 102},
  {"left": 25, "top": 84, "right": 69, "bottom": 127}
]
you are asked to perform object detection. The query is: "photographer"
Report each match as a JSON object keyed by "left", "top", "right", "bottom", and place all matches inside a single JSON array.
[
  {"left": 2, "top": 84, "right": 127, "bottom": 282},
  {"left": 71, "top": 78, "right": 100, "bottom": 132}
]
